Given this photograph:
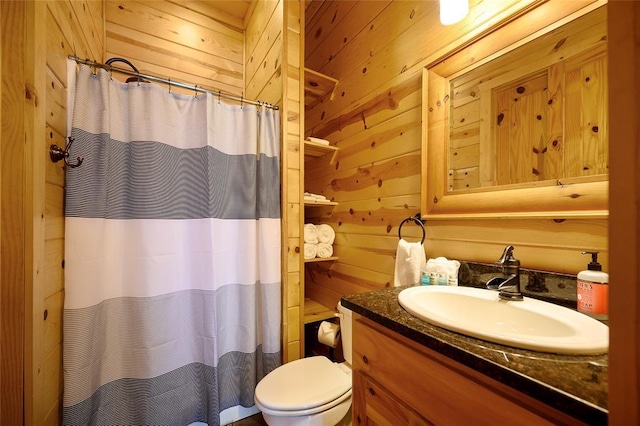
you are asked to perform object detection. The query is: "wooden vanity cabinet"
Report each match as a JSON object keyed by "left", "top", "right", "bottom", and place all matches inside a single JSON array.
[{"left": 352, "top": 315, "right": 585, "bottom": 426}]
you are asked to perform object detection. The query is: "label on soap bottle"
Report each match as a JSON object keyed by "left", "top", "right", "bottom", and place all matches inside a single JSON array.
[
  {"left": 421, "top": 273, "right": 430, "bottom": 286},
  {"left": 577, "top": 279, "right": 608, "bottom": 316}
]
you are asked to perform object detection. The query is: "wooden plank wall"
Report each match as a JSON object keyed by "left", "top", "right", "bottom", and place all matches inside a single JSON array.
[
  {"left": 0, "top": 0, "right": 104, "bottom": 424},
  {"left": 608, "top": 2, "right": 640, "bottom": 424},
  {"left": 1, "top": 3, "right": 28, "bottom": 423},
  {"left": 105, "top": 0, "right": 245, "bottom": 96},
  {"left": 245, "top": 0, "right": 283, "bottom": 105},
  {"left": 31, "top": 2, "right": 104, "bottom": 424},
  {"left": 303, "top": 0, "right": 608, "bottom": 311},
  {"left": 245, "top": 0, "right": 303, "bottom": 362}
]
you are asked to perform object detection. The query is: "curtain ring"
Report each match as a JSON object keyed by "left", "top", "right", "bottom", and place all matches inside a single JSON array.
[
  {"left": 240, "top": 96, "right": 244, "bottom": 109},
  {"left": 168, "top": 78, "right": 171, "bottom": 93},
  {"left": 218, "top": 90, "right": 221, "bottom": 104},
  {"left": 194, "top": 84, "right": 198, "bottom": 98}
]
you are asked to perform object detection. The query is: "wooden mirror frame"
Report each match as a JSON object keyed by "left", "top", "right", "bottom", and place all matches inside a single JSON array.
[{"left": 421, "top": 1, "right": 608, "bottom": 220}]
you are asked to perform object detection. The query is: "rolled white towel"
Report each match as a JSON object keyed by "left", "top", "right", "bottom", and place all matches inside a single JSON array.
[
  {"left": 304, "top": 192, "right": 328, "bottom": 201},
  {"left": 316, "top": 224, "right": 335, "bottom": 244},
  {"left": 304, "top": 223, "right": 318, "bottom": 243},
  {"left": 304, "top": 243, "right": 318, "bottom": 260},
  {"left": 317, "top": 243, "right": 333, "bottom": 259}
]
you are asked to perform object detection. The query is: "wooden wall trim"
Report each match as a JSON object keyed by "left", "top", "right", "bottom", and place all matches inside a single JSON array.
[
  {"left": 608, "top": 1, "right": 640, "bottom": 424},
  {"left": 280, "top": 0, "right": 292, "bottom": 362},
  {"left": 24, "top": 1, "right": 48, "bottom": 424}
]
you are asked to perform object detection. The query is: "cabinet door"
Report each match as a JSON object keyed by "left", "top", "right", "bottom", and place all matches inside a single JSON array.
[
  {"left": 353, "top": 316, "right": 583, "bottom": 426},
  {"left": 353, "top": 371, "right": 432, "bottom": 426}
]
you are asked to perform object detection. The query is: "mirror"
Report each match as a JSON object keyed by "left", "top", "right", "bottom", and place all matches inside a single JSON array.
[{"left": 422, "top": 3, "right": 608, "bottom": 218}]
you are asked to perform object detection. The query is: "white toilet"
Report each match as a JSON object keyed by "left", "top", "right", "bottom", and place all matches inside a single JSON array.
[{"left": 254, "top": 302, "right": 353, "bottom": 426}]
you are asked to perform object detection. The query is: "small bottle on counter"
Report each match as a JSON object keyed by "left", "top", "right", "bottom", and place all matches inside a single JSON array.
[
  {"left": 420, "top": 263, "right": 430, "bottom": 285},
  {"left": 577, "top": 251, "right": 608, "bottom": 321}
]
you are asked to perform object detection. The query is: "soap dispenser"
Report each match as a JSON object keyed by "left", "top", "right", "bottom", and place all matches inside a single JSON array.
[{"left": 577, "top": 251, "right": 608, "bottom": 320}]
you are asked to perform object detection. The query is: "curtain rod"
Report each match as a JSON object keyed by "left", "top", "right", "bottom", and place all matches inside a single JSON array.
[{"left": 69, "top": 55, "right": 279, "bottom": 111}]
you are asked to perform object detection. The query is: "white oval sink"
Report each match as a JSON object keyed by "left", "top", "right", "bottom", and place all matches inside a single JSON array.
[{"left": 398, "top": 286, "right": 608, "bottom": 355}]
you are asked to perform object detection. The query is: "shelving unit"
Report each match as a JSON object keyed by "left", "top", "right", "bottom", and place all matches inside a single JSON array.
[{"left": 301, "top": 68, "right": 340, "bottom": 344}]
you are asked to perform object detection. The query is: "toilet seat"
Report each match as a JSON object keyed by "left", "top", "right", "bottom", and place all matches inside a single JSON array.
[{"left": 255, "top": 356, "right": 352, "bottom": 417}]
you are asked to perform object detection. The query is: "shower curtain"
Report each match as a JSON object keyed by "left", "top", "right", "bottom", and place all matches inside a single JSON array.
[{"left": 62, "top": 63, "right": 281, "bottom": 425}]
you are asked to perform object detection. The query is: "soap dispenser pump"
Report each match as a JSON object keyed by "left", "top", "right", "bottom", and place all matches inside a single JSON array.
[{"left": 577, "top": 251, "right": 608, "bottom": 320}]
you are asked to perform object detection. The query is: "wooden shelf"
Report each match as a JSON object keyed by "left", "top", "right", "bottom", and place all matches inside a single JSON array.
[
  {"left": 304, "top": 67, "right": 338, "bottom": 108},
  {"left": 304, "top": 201, "right": 337, "bottom": 219},
  {"left": 304, "top": 256, "right": 338, "bottom": 263},
  {"left": 304, "top": 140, "right": 339, "bottom": 163},
  {"left": 304, "top": 297, "right": 337, "bottom": 324},
  {"left": 304, "top": 201, "right": 338, "bottom": 207}
]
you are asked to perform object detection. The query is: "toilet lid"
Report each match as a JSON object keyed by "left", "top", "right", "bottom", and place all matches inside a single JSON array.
[{"left": 254, "top": 356, "right": 351, "bottom": 412}]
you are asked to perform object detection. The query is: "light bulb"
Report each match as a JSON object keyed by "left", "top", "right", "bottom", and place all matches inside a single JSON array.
[{"left": 440, "top": 0, "right": 469, "bottom": 25}]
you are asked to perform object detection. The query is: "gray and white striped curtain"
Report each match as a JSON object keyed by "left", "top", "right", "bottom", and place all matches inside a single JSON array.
[{"left": 62, "top": 63, "right": 281, "bottom": 425}]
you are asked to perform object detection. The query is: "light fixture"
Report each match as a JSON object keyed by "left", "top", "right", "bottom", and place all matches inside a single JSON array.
[{"left": 439, "top": 0, "right": 469, "bottom": 25}]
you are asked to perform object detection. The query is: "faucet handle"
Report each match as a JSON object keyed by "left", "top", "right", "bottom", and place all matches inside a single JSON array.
[{"left": 497, "top": 245, "right": 515, "bottom": 264}]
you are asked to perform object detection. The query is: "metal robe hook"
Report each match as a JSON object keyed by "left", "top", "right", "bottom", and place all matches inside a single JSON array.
[{"left": 50, "top": 136, "right": 84, "bottom": 168}]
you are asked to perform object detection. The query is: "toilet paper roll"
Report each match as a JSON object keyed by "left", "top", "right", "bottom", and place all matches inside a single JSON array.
[{"left": 317, "top": 321, "right": 341, "bottom": 348}]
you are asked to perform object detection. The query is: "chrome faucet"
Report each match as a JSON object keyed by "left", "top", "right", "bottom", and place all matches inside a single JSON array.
[{"left": 486, "top": 245, "right": 523, "bottom": 301}]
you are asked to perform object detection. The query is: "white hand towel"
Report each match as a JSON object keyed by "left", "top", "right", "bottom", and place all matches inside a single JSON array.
[
  {"left": 317, "top": 243, "right": 334, "bottom": 258},
  {"left": 393, "top": 239, "right": 427, "bottom": 287},
  {"left": 316, "top": 224, "right": 335, "bottom": 244},
  {"left": 304, "top": 223, "right": 318, "bottom": 243},
  {"left": 304, "top": 243, "right": 318, "bottom": 259}
]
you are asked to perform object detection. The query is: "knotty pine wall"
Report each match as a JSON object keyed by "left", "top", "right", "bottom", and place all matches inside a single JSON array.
[
  {"left": 105, "top": 0, "right": 246, "bottom": 95},
  {"left": 303, "top": 0, "right": 608, "bottom": 311},
  {"left": 0, "top": 1, "right": 104, "bottom": 424},
  {"left": 40, "top": 2, "right": 103, "bottom": 424}
]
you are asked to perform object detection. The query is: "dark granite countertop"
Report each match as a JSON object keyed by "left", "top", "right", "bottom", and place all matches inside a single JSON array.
[{"left": 341, "top": 285, "right": 608, "bottom": 426}]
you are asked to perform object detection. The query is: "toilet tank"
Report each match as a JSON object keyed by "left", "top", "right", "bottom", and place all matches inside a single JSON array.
[{"left": 337, "top": 302, "right": 353, "bottom": 365}]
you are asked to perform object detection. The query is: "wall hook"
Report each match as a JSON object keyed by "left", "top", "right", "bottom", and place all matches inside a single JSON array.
[{"left": 50, "top": 136, "right": 84, "bottom": 168}]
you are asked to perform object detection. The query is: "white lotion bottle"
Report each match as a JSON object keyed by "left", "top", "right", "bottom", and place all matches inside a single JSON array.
[{"left": 577, "top": 251, "right": 608, "bottom": 320}]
